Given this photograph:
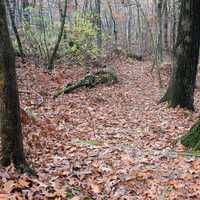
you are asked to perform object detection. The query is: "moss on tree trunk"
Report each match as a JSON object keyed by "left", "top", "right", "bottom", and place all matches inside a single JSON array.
[{"left": 181, "top": 119, "right": 200, "bottom": 150}]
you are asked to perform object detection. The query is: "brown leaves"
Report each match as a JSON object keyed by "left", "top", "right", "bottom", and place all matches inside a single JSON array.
[{"left": 2, "top": 57, "right": 200, "bottom": 199}]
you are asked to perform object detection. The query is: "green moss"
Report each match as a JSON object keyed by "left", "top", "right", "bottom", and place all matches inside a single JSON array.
[
  {"left": 181, "top": 119, "right": 200, "bottom": 150},
  {"left": 53, "top": 66, "right": 118, "bottom": 98},
  {"left": 66, "top": 191, "right": 73, "bottom": 199}
]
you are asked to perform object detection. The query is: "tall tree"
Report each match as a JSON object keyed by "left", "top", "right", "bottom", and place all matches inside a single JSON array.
[
  {"left": 107, "top": 0, "right": 117, "bottom": 49},
  {"left": 5, "top": 0, "right": 24, "bottom": 58},
  {"left": 95, "top": 0, "right": 102, "bottom": 49},
  {"left": 160, "top": 0, "right": 200, "bottom": 110},
  {"left": 0, "top": 0, "right": 26, "bottom": 169},
  {"left": 48, "top": 0, "right": 68, "bottom": 70},
  {"left": 22, "top": 0, "right": 30, "bottom": 22},
  {"left": 156, "top": 0, "right": 163, "bottom": 62},
  {"left": 163, "top": 0, "right": 169, "bottom": 52}
]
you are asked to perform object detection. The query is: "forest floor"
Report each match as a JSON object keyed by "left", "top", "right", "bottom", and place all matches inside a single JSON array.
[{"left": 1, "top": 56, "right": 200, "bottom": 199}]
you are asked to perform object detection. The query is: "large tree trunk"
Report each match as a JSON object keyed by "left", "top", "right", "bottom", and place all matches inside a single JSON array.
[
  {"left": 0, "top": 0, "right": 26, "bottom": 167},
  {"left": 160, "top": 0, "right": 200, "bottom": 110}
]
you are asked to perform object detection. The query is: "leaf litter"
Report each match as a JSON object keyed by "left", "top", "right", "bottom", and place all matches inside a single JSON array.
[{"left": 1, "top": 57, "right": 200, "bottom": 199}]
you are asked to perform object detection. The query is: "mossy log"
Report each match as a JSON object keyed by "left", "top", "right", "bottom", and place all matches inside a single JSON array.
[
  {"left": 127, "top": 53, "right": 143, "bottom": 61},
  {"left": 181, "top": 119, "right": 200, "bottom": 150},
  {"left": 53, "top": 66, "right": 118, "bottom": 98}
]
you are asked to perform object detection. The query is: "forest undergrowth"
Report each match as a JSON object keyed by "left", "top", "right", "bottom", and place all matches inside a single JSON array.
[{"left": 1, "top": 56, "right": 200, "bottom": 199}]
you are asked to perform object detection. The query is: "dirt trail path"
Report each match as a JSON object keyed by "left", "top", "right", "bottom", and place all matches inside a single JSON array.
[{"left": 18, "top": 58, "right": 200, "bottom": 199}]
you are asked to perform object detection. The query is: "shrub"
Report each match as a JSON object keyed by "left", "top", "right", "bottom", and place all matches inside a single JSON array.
[{"left": 65, "top": 11, "right": 102, "bottom": 69}]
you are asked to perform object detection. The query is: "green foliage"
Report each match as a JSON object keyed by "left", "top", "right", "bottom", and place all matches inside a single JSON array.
[
  {"left": 65, "top": 11, "right": 102, "bottom": 66},
  {"left": 15, "top": 5, "right": 62, "bottom": 65},
  {"left": 12, "top": 8, "right": 103, "bottom": 67}
]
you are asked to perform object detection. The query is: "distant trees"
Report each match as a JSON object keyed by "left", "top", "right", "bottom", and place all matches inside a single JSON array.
[
  {"left": 2, "top": 0, "right": 180, "bottom": 70},
  {"left": 160, "top": 0, "right": 200, "bottom": 110},
  {"left": 0, "top": 0, "right": 27, "bottom": 169}
]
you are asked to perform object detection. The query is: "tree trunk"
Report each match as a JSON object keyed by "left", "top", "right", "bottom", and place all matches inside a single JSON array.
[
  {"left": 0, "top": 0, "right": 26, "bottom": 167},
  {"left": 95, "top": 0, "right": 102, "bottom": 49},
  {"left": 160, "top": 0, "right": 200, "bottom": 110},
  {"left": 163, "top": 0, "right": 169, "bottom": 52},
  {"left": 107, "top": 1, "right": 117, "bottom": 49},
  {"left": 156, "top": 0, "right": 163, "bottom": 62},
  {"left": 22, "top": 0, "right": 30, "bottom": 22},
  {"left": 127, "top": 5, "right": 133, "bottom": 52},
  {"left": 181, "top": 119, "right": 200, "bottom": 150},
  {"left": 48, "top": 0, "right": 68, "bottom": 70},
  {"left": 5, "top": 0, "right": 24, "bottom": 58}
]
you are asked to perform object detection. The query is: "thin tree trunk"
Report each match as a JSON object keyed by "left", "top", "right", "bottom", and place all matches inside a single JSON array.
[
  {"left": 48, "top": 0, "right": 67, "bottom": 70},
  {"left": 163, "top": 0, "right": 169, "bottom": 52},
  {"left": 136, "top": 4, "right": 142, "bottom": 55},
  {"left": 95, "top": 0, "right": 102, "bottom": 49},
  {"left": 22, "top": 0, "right": 30, "bottom": 22},
  {"left": 156, "top": 0, "right": 163, "bottom": 62},
  {"left": 107, "top": 1, "right": 117, "bottom": 49},
  {"left": 127, "top": 5, "right": 133, "bottom": 52}
]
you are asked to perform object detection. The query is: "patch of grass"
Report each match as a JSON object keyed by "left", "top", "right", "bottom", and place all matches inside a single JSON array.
[
  {"left": 65, "top": 187, "right": 94, "bottom": 200},
  {"left": 76, "top": 139, "right": 102, "bottom": 146},
  {"left": 173, "top": 150, "right": 200, "bottom": 157},
  {"left": 84, "top": 197, "right": 93, "bottom": 200},
  {"left": 119, "top": 143, "right": 133, "bottom": 149},
  {"left": 66, "top": 191, "right": 73, "bottom": 199}
]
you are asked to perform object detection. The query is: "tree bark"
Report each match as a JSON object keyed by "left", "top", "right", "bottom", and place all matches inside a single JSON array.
[
  {"left": 48, "top": 0, "right": 68, "bottom": 70},
  {"left": 5, "top": 0, "right": 24, "bottom": 58},
  {"left": 0, "top": 0, "right": 26, "bottom": 167},
  {"left": 160, "top": 0, "right": 200, "bottom": 110},
  {"left": 95, "top": 0, "right": 102, "bottom": 49},
  {"left": 22, "top": 0, "right": 30, "bottom": 22},
  {"left": 181, "top": 119, "right": 200, "bottom": 150},
  {"left": 156, "top": 0, "right": 163, "bottom": 62},
  {"left": 163, "top": 0, "right": 169, "bottom": 52},
  {"left": 107, "top": 1, "right": 117, "bottom": 49}
]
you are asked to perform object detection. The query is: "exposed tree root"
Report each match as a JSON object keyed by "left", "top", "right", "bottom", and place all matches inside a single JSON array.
[{"left": 16, "top": 163, "right": 36, "bottom": 175}]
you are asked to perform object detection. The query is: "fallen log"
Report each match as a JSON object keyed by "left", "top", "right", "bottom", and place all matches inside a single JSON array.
[
  {"left": 127, "top": 53, "right": 143, "bottom": 61},
  {"left": 53, "top": 66, "right": 118, "bottom": 98}
]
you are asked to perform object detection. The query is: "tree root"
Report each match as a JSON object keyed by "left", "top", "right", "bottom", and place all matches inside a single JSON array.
[{"left": 16, "top": 163, "right": 36, "bottom": 176}]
